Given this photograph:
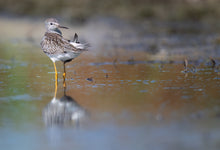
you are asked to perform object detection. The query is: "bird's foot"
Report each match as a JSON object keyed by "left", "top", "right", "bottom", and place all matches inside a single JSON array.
[
  {"left": 63, "top": 72, "right": 66, "bottom": 88},
  {"left": 63, "top": 72, "right": 66, "bottom": 79}
]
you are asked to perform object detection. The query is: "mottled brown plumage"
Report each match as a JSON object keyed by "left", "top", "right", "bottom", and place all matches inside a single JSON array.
[
  {"left": 40, "top": 18, "right": 88, "bottom": 85},
  {"left": 41, "top": 18, "right": 87, "bottom": 63},
  {"left": 41, "top": 32, "right": 84, "bottom": 62}
]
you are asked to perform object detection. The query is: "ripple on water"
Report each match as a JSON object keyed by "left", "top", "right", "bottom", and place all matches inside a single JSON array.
[
  {"left": 194, "top": 89, "right": 203, "bottom": 92},
  {"left": 163, "top": 87, "right": 184, "bottom": 90},
  {"left": 0, "top": 94, "right": 41, "bottom": 101},
  {"left": 143, "top": 80, "right": 149, "bottom": 85},
  {"left": 0, "top": 64, "right": 12, "bottom": 70},
  {"left": 139, "top": 90, "right": 148, "bottom": 93},
  {"left": 150, "top": 80, "right": 157, "bottom": 83}
]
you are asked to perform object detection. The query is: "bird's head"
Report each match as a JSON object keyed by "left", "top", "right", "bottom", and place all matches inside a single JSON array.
[{"left": 45, "top": 18, "right": 68, "bottom": 34}]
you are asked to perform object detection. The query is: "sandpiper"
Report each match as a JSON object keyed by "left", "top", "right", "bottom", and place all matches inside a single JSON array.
[{"left": 40, "top": 18, "right": 88, "bottom": 86}]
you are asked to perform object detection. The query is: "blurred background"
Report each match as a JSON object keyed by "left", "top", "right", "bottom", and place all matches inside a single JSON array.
[
  {"left": 1, "top": 0, "right": 220, "bottom": 58},
  {"left": 1, "top": 0, "right": 220, "bottom": 22},
  {"left": 0, "top": 1, "right": 220, "bottom": 150}
]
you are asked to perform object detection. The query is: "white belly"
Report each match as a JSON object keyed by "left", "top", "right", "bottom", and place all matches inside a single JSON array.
[{"left": 49, "top": 52, "right": 81, "bottom": 62}]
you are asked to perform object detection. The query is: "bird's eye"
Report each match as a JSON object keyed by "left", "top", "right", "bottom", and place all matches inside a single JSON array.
[{"left": 50, "top": 23, "right": 53, "bottom": 25}]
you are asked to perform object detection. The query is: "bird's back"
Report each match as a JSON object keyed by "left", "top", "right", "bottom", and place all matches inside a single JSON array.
[
  {"left": 41, "top": 32, "right": 88, "bottom": 62},
  {"left": 41, "top": 32, "right": 82, "bottom": 55}
]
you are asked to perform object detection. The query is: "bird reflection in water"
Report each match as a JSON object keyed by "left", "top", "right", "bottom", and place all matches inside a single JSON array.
[{"left": 43, "top": 80, "right": 87, "bottom": 127}]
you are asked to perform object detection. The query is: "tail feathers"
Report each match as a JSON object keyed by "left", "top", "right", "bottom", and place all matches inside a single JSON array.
[
  {"left": 70, "top": 33, "right": 90, "bottom": 50},
  {"left": 72, "top": 33, "right": 79, "bottom": 43},
  {"left": 70, "top": 42, "right": 90, "bottom": 50}
]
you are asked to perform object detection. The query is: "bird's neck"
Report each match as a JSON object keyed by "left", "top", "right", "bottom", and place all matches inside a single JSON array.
[{"left": 47, "top": 29, "right": 62, "bottom": 35}]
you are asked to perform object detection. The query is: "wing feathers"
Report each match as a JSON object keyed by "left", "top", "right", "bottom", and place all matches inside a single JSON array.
[{"left": 41, "top": 32, "right": 88, "bottom": 55}]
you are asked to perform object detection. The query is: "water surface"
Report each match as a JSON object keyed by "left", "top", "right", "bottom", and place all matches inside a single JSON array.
[{"left": 0, "top": 19, "right": 220, "bottom": 150}]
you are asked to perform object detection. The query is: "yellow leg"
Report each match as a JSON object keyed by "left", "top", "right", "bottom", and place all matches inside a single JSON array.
[
  {"left": 63, "top": 62, "right": 66, "bottom": 88},
  {"left": 53, "top": 62, "right": 58, "bottom": 82},
  {"left": 63, "top": 62, "right": 66, "bottom": 79},
  {"left": 63, "top": 72, "right": 66, "bottom": 80},
  {"left": 53, "top": 62, "right": 58, "bottom": 98}
]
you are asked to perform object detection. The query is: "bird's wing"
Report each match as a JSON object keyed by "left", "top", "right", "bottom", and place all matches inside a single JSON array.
[
  {"left": 41, "top": 32, "right": 86, "bottom": 55},
  {"left": 63, "top": 34, "right": 89, "bottom": 52},
  {"left": 60, "top": 35, "right": 89, "bottom": 53},
  {"left": 58, "top": 36, "right": 84, "bottom": 53}
]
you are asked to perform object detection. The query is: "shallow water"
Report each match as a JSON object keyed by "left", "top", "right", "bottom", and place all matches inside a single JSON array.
[
  {"left": 0, "top": 43, "right": 220, "bottom": 150},
  {"left": 1, "top": 16, "right": 220, "bottom": 149}
]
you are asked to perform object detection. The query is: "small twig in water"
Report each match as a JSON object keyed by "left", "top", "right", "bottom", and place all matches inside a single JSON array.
[
  {"left": 210, "top": 57, "right": 216, "bottom": 68},
  {"left": 183, "top": 58, "right": 188, "bottom": 72}
]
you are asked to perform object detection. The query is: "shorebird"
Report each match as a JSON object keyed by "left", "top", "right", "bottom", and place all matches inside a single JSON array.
[{"left": 40, "top": 18, "right": 88, "bottom": 86}]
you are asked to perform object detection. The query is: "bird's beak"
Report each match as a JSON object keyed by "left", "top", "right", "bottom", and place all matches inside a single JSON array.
[{"left": 58, "top": 25, "right": 69, "bottom": 29}]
